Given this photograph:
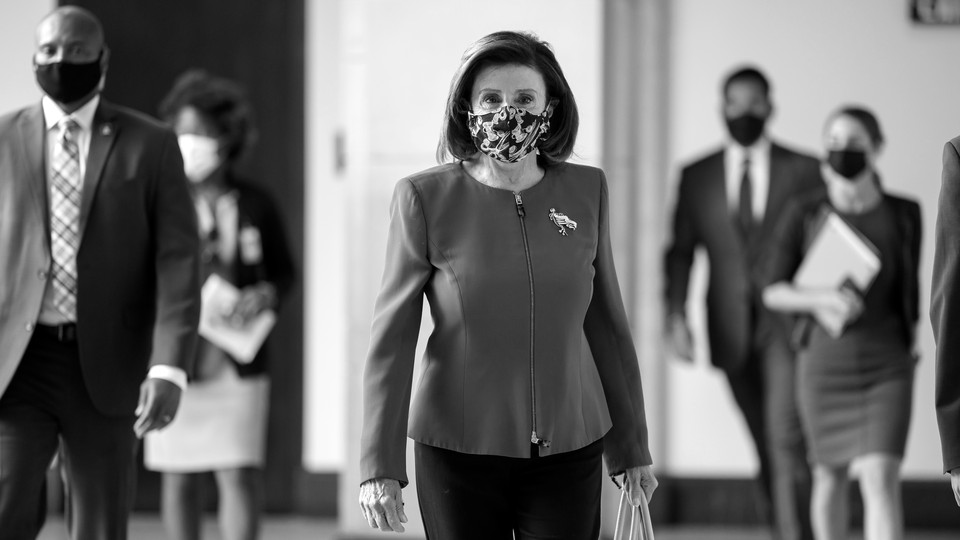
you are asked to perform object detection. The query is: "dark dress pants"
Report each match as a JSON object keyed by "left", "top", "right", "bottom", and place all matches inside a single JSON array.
[
  {"left": 415, "top": 438, "right": 603, "bottom": 540},
  {"left": 764, "top": 336, "right": 813, "bottom": 540},
  {"left": 725, "top": 320, "right": 812, "bottom": 540},
  {"left": 0, "top": 329, "right": 138, "bottom": 540}
]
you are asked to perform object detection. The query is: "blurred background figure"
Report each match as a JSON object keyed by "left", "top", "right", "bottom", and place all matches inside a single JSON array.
[
  {"left": 144, "top": 70, "right": 294, "bottom": 540},
  {"left": 931, "top": 134, "right": 960, "bottom": 507},
  {"left": 358, "top": 31, "right": 656, "bottom": 539},
  {"left": 664, "top": 66, "right": 822, "bottom": 540},
  {"left": 763, "top": 106, "right": 921, "bottom": 540}
]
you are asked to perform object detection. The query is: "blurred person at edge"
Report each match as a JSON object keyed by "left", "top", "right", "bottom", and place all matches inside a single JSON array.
[
  {"left": 0, "top": 6, "right": 200, "bottom": 540},
  {"left": 144, "top": 70, "right": 294, "bottom": 540},
  {"left": 357, "top": 30, "right": 657, "bottom": 538},
  {"left": 763, "top": 106, "right": 921, "bottom": 540},
  {"left": 931, "top": 134, "right": 960, "bottom": 507},
  {"left": 664, "top": 66, "right": 822, "bottom": 540}
]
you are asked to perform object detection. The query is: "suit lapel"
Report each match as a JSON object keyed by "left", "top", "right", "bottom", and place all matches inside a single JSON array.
[
  {"left": 78, "top": 102, "right": 119, "bottom": 242},
  {"left": 15, "top": 105, "right": 49, "bottom": 239},
  {"left": 760, "top": 143, "right": 789, "bottom": 235},
  {"left": 708, "top": 151, "right": 745, "bottom": 250}
]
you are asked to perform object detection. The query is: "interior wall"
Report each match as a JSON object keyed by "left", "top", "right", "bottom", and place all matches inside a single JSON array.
[
  {"left": 667, "top": 0, "right": 960, "bottom": 479},
  {"left": 0, "top": 2, "right": 53, "bottom": 111},
  {"left": 303, "top": 0, "right": 345, "bottom": 474}
]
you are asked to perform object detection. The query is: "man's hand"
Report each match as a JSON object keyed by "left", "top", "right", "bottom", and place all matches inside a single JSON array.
[
  {"left": 666, "top": 315, "right": 693, "bottom": 362},
  {"left": 359, "top": 477, "right": 408, "bottom": 532},
  {"left": 133, "top": 378, "right": 182, "bottom": 438},
  {"left": 950, "top": 468, "right": 960, "bottom": 507}
]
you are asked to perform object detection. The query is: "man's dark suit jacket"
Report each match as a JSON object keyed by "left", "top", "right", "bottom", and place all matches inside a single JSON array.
[
  {"left": 665, "top": 142, "right": 822, "bottom": 371},
  {"left": 932, "top": 134, "right": 960, "bottom": 473},
  {"left": 0, "top": 100, "right": 200, "bottom": 416}
]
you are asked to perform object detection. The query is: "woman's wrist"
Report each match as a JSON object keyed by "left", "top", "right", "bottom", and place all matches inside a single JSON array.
[{"left": 252, "top": 282, "right": 278, "bottom": 309}]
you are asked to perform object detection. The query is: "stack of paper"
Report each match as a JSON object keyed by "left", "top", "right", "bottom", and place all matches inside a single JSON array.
[{"left": 198, "top": 274, "right": 276, "bottom": 364}]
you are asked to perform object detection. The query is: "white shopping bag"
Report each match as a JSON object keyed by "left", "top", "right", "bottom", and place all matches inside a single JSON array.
[{"left": 612, "top": 487, "right": 655, "bottom": 540}]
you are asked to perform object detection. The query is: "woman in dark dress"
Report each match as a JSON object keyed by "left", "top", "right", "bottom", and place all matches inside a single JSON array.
[{"left": 762, "top": 106, "right": 920, "bottom": 540}]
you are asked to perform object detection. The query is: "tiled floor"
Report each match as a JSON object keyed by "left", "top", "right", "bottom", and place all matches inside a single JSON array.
[
  {"left": 37, "top": 516, "right": 334, "bottom": 539},
  {"left": 36, "top": 516, "right": 960, "bottom": 539}
]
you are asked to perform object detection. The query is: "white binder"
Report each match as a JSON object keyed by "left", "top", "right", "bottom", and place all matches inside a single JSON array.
[{"left": 793, "top": 211, "right": 881, "bottom": 337}]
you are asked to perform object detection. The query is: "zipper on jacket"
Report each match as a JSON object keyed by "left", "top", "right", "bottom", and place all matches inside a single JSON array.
[{"left": 514, "top": 192, "right": 550, "bottom": 450}]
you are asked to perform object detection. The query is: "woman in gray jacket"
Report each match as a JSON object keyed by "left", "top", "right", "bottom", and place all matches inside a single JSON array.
[{"left": 358, "top": 30, "right": 657, "bottom": 538}]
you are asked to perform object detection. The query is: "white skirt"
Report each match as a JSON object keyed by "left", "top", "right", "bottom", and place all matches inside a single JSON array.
[{"left": 144, "top": 365, "right": 270, "bottom": 472}]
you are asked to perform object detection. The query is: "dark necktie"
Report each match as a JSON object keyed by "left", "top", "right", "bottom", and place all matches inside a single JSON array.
[{"left": 738, "top": 156, "right": 753, "bottom": 237}]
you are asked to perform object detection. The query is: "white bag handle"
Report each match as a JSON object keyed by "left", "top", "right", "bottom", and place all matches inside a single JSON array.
[{"left": 612, "top": 486, "right": 655, "bottom": 540}]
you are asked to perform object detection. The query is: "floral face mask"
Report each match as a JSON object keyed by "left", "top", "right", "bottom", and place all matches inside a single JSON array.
[{"left": 467, "top": 103, "right": 554, "bottom": 163}]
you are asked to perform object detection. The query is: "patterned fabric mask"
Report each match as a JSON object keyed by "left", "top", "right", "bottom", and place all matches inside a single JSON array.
[{"left": 467, "top": 104, "right": 554, "bottom": 163}]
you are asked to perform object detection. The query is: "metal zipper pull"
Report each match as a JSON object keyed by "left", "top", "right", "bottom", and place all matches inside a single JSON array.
[
  {"left": 531, "top": 431, "right": 550, "bottom": 447},
  {"left": 514, "top": 192, "right": 525, "bottom": 217}
]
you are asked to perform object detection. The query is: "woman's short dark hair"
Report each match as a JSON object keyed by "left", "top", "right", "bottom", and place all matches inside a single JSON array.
[
  {"left": 436, "top": 31, "right": 579, "bottom": 167},
  {"left": 827, "top": 105, "right": 885, "bottom": 148},
  {"left": 158, "top": 69, "right": 256, "bottom": 161}
]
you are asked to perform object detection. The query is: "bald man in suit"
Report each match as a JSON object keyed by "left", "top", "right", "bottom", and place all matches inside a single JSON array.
[
  {"left": 0, "top": 7, "right": 200, "bottom": 539},
  {"left": 932, "top": 134, "right": 960, "bottom": 507}
]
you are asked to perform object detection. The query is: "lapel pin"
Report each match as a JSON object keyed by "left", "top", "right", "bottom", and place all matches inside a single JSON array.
[
  {"left": 548, "top": 208, "right": 577, "bottom": 236},
  {"left": 100, "top": 124, "right": 113, "bottom": 136}
]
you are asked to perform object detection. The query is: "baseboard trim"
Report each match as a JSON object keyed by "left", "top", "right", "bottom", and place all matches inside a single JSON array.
[
  {"left": 654, "top": 476, "right": 960, "bottom": 529},
  {"left": 289, "top": 472, "right": 960, "bottom": 529},
  {"left": 293, "top": 470, "right": 339, "bottom": 517}
]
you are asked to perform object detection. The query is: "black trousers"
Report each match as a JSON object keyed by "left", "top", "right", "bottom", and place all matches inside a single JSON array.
[
  {"left": 415, "top": 438, "right": 603, "bottom": 540},
  {"left": 0, "top": 329, "right": 138, "bottom": 540},
  {"left": 726, "top": 332, "right": 812, "bottom": 540}
]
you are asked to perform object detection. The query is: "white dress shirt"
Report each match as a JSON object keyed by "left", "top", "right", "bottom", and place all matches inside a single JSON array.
[
  {"left": 724, "top": 136, "right": 771, "bottom": 224},
  {"left": 37, "top": 95, "right": 186, "bottom": 391}
]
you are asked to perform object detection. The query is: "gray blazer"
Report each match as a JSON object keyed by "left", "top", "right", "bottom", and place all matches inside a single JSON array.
[{"left": 360, "top": 162, "right": 651, "bottom": 486}]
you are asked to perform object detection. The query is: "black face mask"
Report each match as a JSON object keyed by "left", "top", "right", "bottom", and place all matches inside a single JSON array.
[
  {"left": 826, "top": 149, "right": 868, "bottom": 180},
  {"left": 34, "top": 54, "right": 102, "bottom": 104},
  {"left": 725, "top": 114, "right": 766, "bottom": 147}
]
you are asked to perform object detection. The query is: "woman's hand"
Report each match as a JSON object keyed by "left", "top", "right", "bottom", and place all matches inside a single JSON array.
[
  {"left": 226, "top": 282, "right": 277, "bottom": 327},
  {"left": 812, "top": 288, "right": 863, "bottom": 336},
  {"left": 359, "top": 477, "right": 408, "bottom": 532},
  {"left": 623, "top": 465, "right": 658, "bottom": 506}
]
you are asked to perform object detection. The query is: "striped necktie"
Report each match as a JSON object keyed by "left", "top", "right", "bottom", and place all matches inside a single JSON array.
[{"left": 49, "top": 118, "right": 82, "bottom": 320}]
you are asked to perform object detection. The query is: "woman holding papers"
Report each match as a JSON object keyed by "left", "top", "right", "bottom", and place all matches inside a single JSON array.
[
  {"left": 762, "top": 106, "right": 920, "bottom": 540},
  {"left": 144, "top": 70, "right": 294, "bottom": 540}
]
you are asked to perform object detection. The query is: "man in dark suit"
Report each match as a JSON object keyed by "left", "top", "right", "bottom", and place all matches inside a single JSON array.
[
  {"left": 931, "top": 134, "right": 960, "bottom": 507},
  {"left": 664, "top": 66, "right": 823, "bottom": 540},
  {"left": 0, "top": 7, "right": 200, "bottom": 539}
]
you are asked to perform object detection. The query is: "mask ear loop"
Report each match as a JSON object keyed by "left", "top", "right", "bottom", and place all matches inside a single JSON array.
[
  {"left": 532, "top": 99, "right": 561, "bottom": 157},
  {"left": 544, "top": 98, "right": 559, "bottom": 118}
]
